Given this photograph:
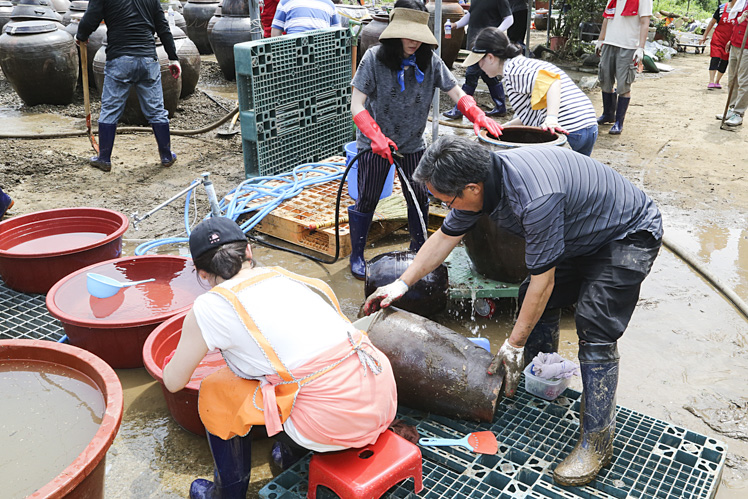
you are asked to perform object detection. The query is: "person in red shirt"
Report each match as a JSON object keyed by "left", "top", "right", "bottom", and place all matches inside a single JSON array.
[
  {"left": 260, "top": 0, "right": 279, "bottom": 37},
  {"left": 700, "top": 0, "right": 738, "bottom": 89}
]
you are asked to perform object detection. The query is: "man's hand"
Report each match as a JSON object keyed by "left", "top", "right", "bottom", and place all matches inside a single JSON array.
[
  {"left": 487, "top": 339, "right": 524, "bottom": 397},
  {"left": 75, "top": 36, "right": 87, "bottom": 47},
  {"left": 362, "top": 279, "right": 409, "bottom": 315},
  {"left": 353, "top": 110, "right": 397, "bottom": 164},
  {"left": 633, "top": 47, "right": 644, "bottom": 65},
  {"left": 169, "top": 60, "right": 181, "bottom": 80},
  {"left": 594, "top": 39, "right": 603, "bottom": 56},
  {"left": 541, "top": 114, "right": 567, "bottom": 135},
  {"left": 457, "top": 95, "right": 503, "bottom": 138}
]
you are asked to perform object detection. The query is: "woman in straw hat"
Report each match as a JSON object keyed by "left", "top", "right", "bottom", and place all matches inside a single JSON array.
[
  {"left": 347, "top": 0, "right": 503, "bottom": 280},
  {"left": 463, "top": 27, "right": 599, "bottom": 156}
]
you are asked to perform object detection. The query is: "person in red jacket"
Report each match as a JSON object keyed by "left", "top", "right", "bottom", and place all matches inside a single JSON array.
[
  {"left": 260, "top": 0, "right": 279, "bottom": 37},
  {"left": 718, "top": 4, "right": 748, "bottom": 126},
  {"left": 701, "top": 1, "right": 738, "bottom": 89}
]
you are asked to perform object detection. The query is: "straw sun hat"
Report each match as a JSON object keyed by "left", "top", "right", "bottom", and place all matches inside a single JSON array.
[{"left": 379, "top": 8, "right": 439, "bottom": 46}]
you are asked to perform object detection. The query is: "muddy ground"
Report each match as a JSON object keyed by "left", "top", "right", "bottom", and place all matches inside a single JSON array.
[{"left": 1, "top": 46, "right": 747, "bottom": 498}]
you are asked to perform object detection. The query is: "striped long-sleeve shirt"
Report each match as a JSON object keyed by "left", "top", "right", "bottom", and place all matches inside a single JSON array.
[
  {"left": 502, "top": 56, "right": 597, "bottom": 133},
  {"left": 441, "top": 146, "right": 663, "bottom": 274},
  {"left": 271, "top": 0, "right": 340, "bottom": 35}
]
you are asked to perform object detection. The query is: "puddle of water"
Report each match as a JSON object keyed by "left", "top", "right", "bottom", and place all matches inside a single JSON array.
[
  {"left": 0, "top": 105, "right": 82, "bottom": 135},
  {"left": 198, "top": 83, "right": 239, "bottom": 103}
]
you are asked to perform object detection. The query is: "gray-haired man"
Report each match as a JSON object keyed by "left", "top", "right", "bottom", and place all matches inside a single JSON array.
[{"left": 363, "top": 135, "right": 662, "bottom": 486}]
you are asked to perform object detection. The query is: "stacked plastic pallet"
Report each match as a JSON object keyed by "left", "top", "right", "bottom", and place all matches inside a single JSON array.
[
  {"left": 0, "top": 278, "right": 65, "bottom": 342},
  {"left": 234, "top": 28, "right": 353, "bottom": 178},
  {"left": 260, "top": 379, "right": 727, "bottom": 499}
]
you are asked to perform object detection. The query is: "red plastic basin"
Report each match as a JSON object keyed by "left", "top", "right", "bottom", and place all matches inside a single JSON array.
[
  {"left": 46, "top": 255, "right": 207, "bottom": 369},
  {"left": 0, "top": 208, "right": 129, "bottom": 294},
  {"left": 0, "top": 339, "right": 123, "bottom": 499},
  {"left": 143, "top": 311, "right": 227, "bottom": 436}
]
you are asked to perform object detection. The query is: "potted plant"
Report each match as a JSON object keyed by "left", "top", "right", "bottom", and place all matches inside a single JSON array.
[
  {"left": 653, "top": 19, "right": 676, "bottom": 45},
  {"left": 549, "top": 15, "right": 569, "bottom": 51}
]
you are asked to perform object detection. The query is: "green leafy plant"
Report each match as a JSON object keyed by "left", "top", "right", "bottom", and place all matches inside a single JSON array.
[{"left": 654, "top": 19, "right": 677, "bottom": 44}]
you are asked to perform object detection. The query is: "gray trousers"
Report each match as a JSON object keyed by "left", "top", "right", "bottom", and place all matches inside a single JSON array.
[
  {"left": 598, "top": 45, "right": 637, "bottom": 95},
  {"left": 728, "top": 47, "right": 748, "bottom": 115}
]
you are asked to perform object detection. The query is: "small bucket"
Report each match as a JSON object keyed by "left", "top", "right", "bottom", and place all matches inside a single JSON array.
[{"left": 344, "top": 141, "right": 395, "bottom": 201}]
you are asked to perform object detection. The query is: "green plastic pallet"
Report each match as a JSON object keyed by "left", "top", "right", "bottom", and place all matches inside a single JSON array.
[
  {"left": 445, "top": 246, "right": 521, "bottom": 300},
  {"left": 234, "top": 28, "right": 353, "bottom": 178}
]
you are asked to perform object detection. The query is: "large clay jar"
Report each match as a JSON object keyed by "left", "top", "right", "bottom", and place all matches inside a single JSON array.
[
  {"left": 462, "top": 214, "right": 528, "bottom": 284},
  {"left": 206, "top": 1, "right": 221, "bottom": 38},
  {"left": 426, "top": 0, "right": 465, "bottom": 69},
  {"left": 10, "top": 0, "right": 63, "bottom": 23},
  {"left": 62, "top": 0, "right": 85, "bottom": 26},
  {"left": 65, "top": 17, "right": 105, "bottom": 84},
  {"left": 172, "top": 24, "right": 200, "bottom": 97},
  {"left": 161, "top": 2, "right": 187, "bottom": 31},
  {"left": 92, "top": 38, "right": 181, "bottom": 125},
  {"left": 208, "top": 13, "right": 251, "bottom": 80},
  {"left": 183, "top": 0, "right": 218, "bottom": 54},
  {"left": 49, "top": 0, "right": 68, "bottom": 14},
  {"left": 219, "top": 0, "right": 246, "bottom": 17},
  {"left": 0, "top": 1, "right": 13, "bottom": 32},
  {"left": 0, "top": 20, "right": 78, "bottom": 105},
  {"left": 358, "top": 12, "right": 388, "bottom": 60}
]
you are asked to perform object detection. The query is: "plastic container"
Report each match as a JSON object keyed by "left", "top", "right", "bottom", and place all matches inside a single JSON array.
[
  {"left": 344, "top": 141, "right": 395, "bottom": 201},
  {"left": 523, "top": 362, "right": 570, "bottom": 401}
]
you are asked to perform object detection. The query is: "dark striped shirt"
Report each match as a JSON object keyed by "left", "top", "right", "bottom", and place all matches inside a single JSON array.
[
  {"left": 441, "top": 146, "right": 663, "bottom": 274},
  {"left": 502, "top": 56, "right": 597, "bottom": 132}
]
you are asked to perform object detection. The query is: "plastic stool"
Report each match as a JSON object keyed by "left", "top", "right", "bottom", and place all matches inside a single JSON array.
[{"left": 307, "top": 430, "right": 423, "bottom": 498}]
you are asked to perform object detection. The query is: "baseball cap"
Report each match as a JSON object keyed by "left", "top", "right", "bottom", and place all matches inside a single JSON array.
[{"left": 189, "top": 217, "right": 247, "bottom": 260}]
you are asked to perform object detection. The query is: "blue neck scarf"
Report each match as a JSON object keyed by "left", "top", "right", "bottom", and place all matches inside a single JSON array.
[{"left": 397, "top": 55, "right": 424, "bottom": 92}]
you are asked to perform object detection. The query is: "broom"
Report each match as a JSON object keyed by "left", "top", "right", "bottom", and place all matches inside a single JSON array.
[{"left": 306, "top": 195, "right": 409, "bottom": 230}]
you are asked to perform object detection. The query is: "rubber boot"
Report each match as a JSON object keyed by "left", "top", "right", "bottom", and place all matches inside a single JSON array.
[
  {"left": 407, "top": 200, "right": 429, "bottom": 251},
  {"left": 486, "top": 83, "right": 507, "bottom": 117},
  {"left": 271, "top": 440, "right": 307, "bottom": 471},
  {"left": 597, "top": 92, "right": 617, "bottom": 125},
  {"left": 90, "top": 123, "right": 116, "bottom": 172},
  {"left": 553, "top": 341, "right": 619, "bottom": 487},
  {"left": 348, "top": 206, "right": 374, "bottom": 280},
  {"left": 190, "top": 432, "right": 253, "bottom": 499},
  {"left": 608, "top": 96, "right": 630, "bottom": 135},
  {"left": 151, "top": 122, "right": 177, "bottom": 166},
  {"left": 522, "top": 308, "right": 561, "bottom": 368},
  {"left": 443, "top": 84, "right": 476, "bottom": 120},
  {"left": 0, "top": 188, "right": 13, "bottom": 219}
]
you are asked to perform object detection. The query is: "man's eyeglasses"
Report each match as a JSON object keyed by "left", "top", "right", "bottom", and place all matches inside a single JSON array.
[{"left": 441, "top": 192, "right": 459, "bottom": 209}]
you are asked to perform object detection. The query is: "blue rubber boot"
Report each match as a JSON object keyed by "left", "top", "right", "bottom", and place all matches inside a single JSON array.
[
  {"left": 151, "top": 122, "right": 177, "bottom": 166},
  {"left": 0, "top": 188, "right": 13, "bottom": 219},
  {"left": 443, "top": 84, "right": 476, "bottom": 120},
  {"left": 348, "top": 206, "right": 374, "bottom": 280},
  {"left": 553, "top": 341, "right": 619, "bottom": 486},
  {"left": 486, "top": 83, "right": 507, "bottom": 117},
  {"left": 190, "top": 432, "right": 252, "bottom": 499},
  {"left": 90, "top": 123, "right": 116, "bottom": 172},
  {"left": 271, "top": 440, "right": 307, "bottom": 471},
  {"left": 522, "top": 308, "right": 561, "bottom": 368},
  {"left": 407, "top": 201, "right": 429, "bottom": 251},
  {"left": 597, "top": 92, "right": 617, "bottom": 125},
  {"left": 609, "top": 96, "right": 630, "bottom": 135}
]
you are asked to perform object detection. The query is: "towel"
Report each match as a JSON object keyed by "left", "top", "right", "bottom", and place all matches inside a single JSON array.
[{"left": 530, "top": 352, "right": 579, "bottom": 380}]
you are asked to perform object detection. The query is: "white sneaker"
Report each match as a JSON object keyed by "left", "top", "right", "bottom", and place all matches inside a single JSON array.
[
  {"left": 725, "top": 114, "right": 743, "bottom": 126},
  {"left": 716, "top": 109, "right": 736, "bottom": 120}
]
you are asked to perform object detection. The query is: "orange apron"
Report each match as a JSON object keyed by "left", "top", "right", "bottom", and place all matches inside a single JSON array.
[{"left": 198, "top": 267, "right": 385, "bottom": 441}]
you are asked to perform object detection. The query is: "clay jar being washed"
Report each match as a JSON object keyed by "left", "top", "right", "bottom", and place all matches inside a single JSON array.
[
  {"left": 92, "top": 37, "right": 181, "bottom": 125},
  {"left": 172, "top": 25, "right": 199, "bottom": 97},
  {"left": 462, "top": 214, "right": 528, "bottom": 284},
  {"left": 0, "top": 20, "right": 78, "bottom": 105},
  {"left": 426, "top": 0, "right": 465, "bottom": 69},
  {"left": 183, "top": 0, "right": 219, "bottom": 54},
  {"left": 209, "top": 12, "right": 251, "bottom": 80}
]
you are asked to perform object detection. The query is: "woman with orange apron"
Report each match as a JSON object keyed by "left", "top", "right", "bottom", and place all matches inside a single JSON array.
[{"left": 163, "top": 217, "right": 397, "bottom": 499}]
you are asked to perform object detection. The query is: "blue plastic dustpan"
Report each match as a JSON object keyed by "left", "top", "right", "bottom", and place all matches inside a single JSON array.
[{"left": 87, "top": 273, "right": 155, "bottom": 299}]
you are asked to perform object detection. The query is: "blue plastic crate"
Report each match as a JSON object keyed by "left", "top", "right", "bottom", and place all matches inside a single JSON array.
[
  {"left": 259, "top": 378, "right": 727, "bottom": 499},
  {"left": 0, "top": 278, "right": 65, "bottom": 342},
  {"left": 234, "top": 28, "right": 353, "bottom": 178}
]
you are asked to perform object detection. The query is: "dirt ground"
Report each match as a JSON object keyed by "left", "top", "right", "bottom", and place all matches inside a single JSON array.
[{"left": 2, "top": 47, "right": 747, "bottom": 498}]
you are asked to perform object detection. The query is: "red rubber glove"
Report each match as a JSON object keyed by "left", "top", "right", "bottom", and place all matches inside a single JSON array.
[
  {"left": 353, "top": 110, "right": 397, "bottom": 164},
  {"left": 458, "top": 95, "right": 503, "bottom": 139}
]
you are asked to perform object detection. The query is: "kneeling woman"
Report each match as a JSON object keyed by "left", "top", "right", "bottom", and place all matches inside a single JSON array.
[
  {"left": 163, "top": 217, "right": 397, "bottom": 498},
  {"left": 349, "top": 0, "right": 502, "bottom": 279},
  {"left": 464, "top": 27, "right": 599, "bottom": 156}
]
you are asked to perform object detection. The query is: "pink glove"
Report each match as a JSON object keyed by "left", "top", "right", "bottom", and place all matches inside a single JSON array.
[
  {"left": 457, "top": 95, "right": 503, "bottom": 139},
  {"left": 353, "top": 110, "right": 397, "bottom": 164}
]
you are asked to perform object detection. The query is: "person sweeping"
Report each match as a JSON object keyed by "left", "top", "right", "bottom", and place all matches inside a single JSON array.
[
  {"left": 163, "top": 217, "right": 397, "bottom": 499},
  {"left": 348, "top": 0, "right": 502, "bottom": 279}
]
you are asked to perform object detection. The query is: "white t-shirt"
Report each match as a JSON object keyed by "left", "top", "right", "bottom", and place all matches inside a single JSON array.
[
  {"left": 193, "top": 269, "right": 359, "bottom": 451},
  {"left": 603, "top": 0, "right": 653, "bottom": 49}
]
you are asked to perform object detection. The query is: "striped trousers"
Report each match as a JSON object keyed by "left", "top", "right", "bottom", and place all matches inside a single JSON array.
[{"left": 354, "top": 150, "right": 427, "bottom": 213}]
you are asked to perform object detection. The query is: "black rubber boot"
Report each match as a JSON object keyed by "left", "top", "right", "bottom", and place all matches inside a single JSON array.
[
  {"left": 553, "top": 341, "right": 619, "bottom": 487},
  {"left": 609, "top": 96, "right": 630, "bottom": 135},
  {"left": 443, "top": 84, "right": 476, "bottom": 120},
  {"left": 348, "top": 206, "right": 374, "bottom": 280},
  {"left": 90, "top": 122, "right": 116, "bottom": 172},
  {"left": 597, "top": 92, "right": 617, "bottom": 125},
  {"left": 151, "top": 122, "right": 177, "bottom": 166},
  {"left": 486, "top": 83, "right": 507, "bottom": 117},
  {"left": 271, "top": 440, "right": 308, "bottom": 471},
  {"left": 523, "top": 308, "right": 561, "bottom": 368},
  {"left": 190, "top": 432, "right": 252, "bottom": 499},
  {"left": 407, "top": 201, "right": 429, "bottom": 251}
]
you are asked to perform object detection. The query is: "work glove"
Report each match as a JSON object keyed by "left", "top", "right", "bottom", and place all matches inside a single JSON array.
[
  {"left": 594, "top": 39, "right": 603, "bottom": 55},
  {"left": 169, "top": 60, "right": 181, "bottom": 80},
  {"left": 487, "top": 339, "right": 524, "bottom": 397},
  {"left": 541, "top": 114, "right": 567, "bottom": 135},
  {"left": 633, "top": 48, "right": 644, "bottom": 65},
  {"left": 75, "top": 36, "right": 87, "bottom": 46},
  {"left": 362, "top": 279, "right": 409, "bottom": 315},
  {"left": 353, "top": 110, "right": 397, "bottom": 164},
  {"left": 457, "top": 95, "right": 503, "bottom": 139}
]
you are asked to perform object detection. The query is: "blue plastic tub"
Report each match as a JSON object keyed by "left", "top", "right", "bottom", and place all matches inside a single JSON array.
[{"left": 344, "top": 141, "right": 395, "bottom": 201}]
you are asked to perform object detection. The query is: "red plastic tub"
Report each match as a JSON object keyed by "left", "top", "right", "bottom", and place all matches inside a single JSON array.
[
  {"left": 0, "top": 207, "right": 129, "bottom": 294},
  {"left": 0, "top": 339, "right": 123, "bottom": 499},
  {"left": 46, "top": 255, "right": 207, "bottom": 369},
  {"left": 143, "top": 311, "right": 227, "bottom": 436}
]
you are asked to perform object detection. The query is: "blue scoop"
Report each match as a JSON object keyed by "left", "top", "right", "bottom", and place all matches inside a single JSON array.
[{"left": 87, "top": 273, "right": 155, "bottom": 299}]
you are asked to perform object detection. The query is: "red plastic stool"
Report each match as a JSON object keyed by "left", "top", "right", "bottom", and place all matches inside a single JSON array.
[{"left": 307, "top": 430, "right": 423, "bottom": 498}]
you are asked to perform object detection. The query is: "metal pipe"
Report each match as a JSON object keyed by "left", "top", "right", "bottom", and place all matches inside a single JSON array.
[
  {"left": 131, "top": 179, "right": 203, "bottom": 230},
  {"left": 201, "top": 172, "right": 223, "bottom": 217},
  {"left": 431, "top": 0, "right": 443, "bottom": 142}
]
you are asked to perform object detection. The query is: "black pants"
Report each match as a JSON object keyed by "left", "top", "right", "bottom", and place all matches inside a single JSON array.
[
  {"left": 354, "top": 149, "right": 426, "bottom": 213},
  {"left": 519, "top": 231, "right": 661, "bottom": 343},
  {"left": 709, "top": 56, "right": 728, "bottom": 73},
  {"left": 507, "top": 9, "right": 528, "bottom": 45}
]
